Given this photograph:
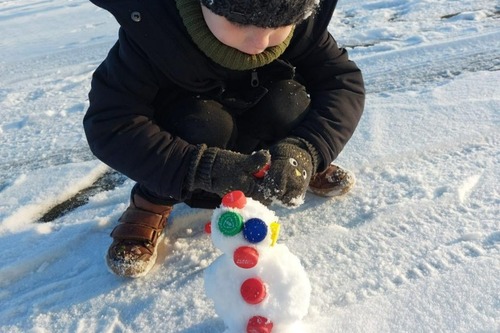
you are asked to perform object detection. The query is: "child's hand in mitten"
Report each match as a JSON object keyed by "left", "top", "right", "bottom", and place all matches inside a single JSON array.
[
  {"left": 255, "top": 138, "right": 315, "bottom": 207},
  {"left": 187, "top": 145, "right": 271, "bottom": 198}
]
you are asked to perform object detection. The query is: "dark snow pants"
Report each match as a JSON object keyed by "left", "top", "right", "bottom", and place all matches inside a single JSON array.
[{"left": 136, "top": 79, "right": 311, "bottom": 208}]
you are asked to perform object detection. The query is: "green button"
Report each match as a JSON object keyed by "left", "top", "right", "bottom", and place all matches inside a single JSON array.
[{"left": 218, "top": 211, "right": 243, "bottom": 236}]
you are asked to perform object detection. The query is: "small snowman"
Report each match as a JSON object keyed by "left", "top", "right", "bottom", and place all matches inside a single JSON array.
[{"left": 204, "top": 190, "right": 311, "bottom": 333}]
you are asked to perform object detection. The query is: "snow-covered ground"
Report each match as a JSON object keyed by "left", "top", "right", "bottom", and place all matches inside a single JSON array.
[{"left": 1, "top": 0, "right": 499, "bottom": 332}]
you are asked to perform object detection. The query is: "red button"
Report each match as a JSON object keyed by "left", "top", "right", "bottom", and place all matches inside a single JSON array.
[
  {"left": 222, "top": 190, "right": 247, "bottom": 209},
  {"left": 233, "top": 246, "right": 259, "bottom": 269},
  {"left": 204, "top": 221, "right": 211, "bottom": 234},
  {"left": 253, "top": 163, "right": 270, "bottom": 179},
  {"left": 241, "top": 278, "right": 267, "bottom": 305},
  {"left": 247, "top": 316, "right": 273, "bottom": 333}
]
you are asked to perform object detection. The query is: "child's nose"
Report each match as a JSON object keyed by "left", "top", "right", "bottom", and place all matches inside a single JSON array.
[{"left": 247, "top": 33, "right": 271, "bottom": 54}]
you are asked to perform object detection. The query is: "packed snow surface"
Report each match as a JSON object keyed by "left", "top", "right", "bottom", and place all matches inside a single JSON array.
[{"left": 0, "top": 0, "right": 499, "bottom": 332}]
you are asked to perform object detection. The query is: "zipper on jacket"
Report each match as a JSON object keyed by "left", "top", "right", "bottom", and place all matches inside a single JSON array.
[{"left": 250, "top": 70, "right": 259, "bottom": 87}]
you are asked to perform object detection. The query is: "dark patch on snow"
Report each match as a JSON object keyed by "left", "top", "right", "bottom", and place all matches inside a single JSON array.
[{"left": 38, "top": 169, "right": 127, "bottom": 222}]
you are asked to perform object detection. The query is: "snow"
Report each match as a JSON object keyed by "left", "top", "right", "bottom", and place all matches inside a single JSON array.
[{"left": 0, "top": 0, "right": 499, "bottom": 332}]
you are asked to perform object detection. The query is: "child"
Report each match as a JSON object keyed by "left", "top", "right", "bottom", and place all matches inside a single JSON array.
[{"left": 84, "top": 0, "right": 365, "bottom": 277}]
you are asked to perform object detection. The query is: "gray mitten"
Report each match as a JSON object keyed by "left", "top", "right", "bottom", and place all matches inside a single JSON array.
[
  {"left": 256, "top": 138, "right": 317, "bottom": 207},
  {"left": 187, "top": 144, "right": 271, "bottom": 197}
]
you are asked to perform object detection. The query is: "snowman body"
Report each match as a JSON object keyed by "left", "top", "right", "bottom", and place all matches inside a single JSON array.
[{"left": 204, "top": 191, "right": 311, "bottom": 333}]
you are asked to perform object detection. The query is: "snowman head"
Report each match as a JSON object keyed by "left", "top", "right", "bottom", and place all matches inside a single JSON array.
[{"left": 210, "top": 191, "right": 280, "bottom": 256}]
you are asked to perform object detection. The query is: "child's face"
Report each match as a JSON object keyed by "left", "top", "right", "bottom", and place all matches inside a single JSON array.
[{"left": 202, "top": 5, "right": 293, "bottom": 55}]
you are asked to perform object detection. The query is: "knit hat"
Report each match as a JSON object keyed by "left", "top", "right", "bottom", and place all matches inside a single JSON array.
[{"left": 200, "top": 0, "right": 320, "bottom": 28}]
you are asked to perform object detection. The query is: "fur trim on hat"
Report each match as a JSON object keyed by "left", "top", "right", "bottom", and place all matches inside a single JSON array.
[{"left": 200, "top": 0, "right": 320, "bottom": 28}]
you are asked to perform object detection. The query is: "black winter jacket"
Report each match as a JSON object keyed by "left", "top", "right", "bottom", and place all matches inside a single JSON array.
[{"left": 84, "top": 0, "right": 365, "bottom": 201}]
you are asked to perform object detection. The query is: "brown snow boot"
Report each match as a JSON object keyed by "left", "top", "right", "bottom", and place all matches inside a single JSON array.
[
  {"left": 308, "top": 164, "right": 356, "bottom": 197},
  {"left": 106, "top": 193, "right": 173, "bottom": 278}
]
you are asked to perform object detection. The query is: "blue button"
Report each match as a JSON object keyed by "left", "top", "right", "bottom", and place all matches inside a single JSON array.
[{"left": 243, "top": 218, "right": 268, "bottom": 243}]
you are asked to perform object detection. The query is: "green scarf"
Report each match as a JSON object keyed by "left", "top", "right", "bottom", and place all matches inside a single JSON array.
[{"left": 175, "top": 0, "right": 294, "bottom": 71}]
